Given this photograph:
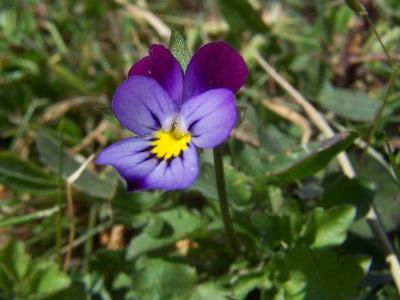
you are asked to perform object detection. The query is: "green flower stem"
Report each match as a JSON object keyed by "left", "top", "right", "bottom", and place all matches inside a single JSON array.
[
  {"left": 213, "top": 145, "right": 240, "bottom": 255},
  {"left": 56, "top": 117, "right": 65, "bottom": 266},
  {"left": 358, "top": 65, "right": 400, "bottom": 171},
  {"left": 364, "top": 17, "right": 396, "bottom": 68}
]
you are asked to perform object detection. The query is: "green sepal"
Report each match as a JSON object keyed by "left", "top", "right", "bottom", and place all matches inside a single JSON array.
[
  {"left": 234, "top": 106, "right": 247, "bottom": 127},
  {"left": 168, "top": 25, "right": 191, "bottom": 73}
]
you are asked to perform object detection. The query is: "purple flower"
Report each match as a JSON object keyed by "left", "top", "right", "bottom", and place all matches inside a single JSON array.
[{"left": 96, "top": 42, "right": 248, "bottom": 192}]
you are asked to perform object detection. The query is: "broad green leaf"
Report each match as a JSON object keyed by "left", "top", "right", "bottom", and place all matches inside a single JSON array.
[
  {"left": 230, "top": 138, "right": 266, "bottom": 177},
  {"left": 168, "top": 25, "right": 191, "bottom": 72},
  {"left": 252, "top": 213, "right": 293, "bottom": 250},
  {"left": 270, "top": 246, "right": 371, "bottom": 299},
  {"left": 299, "top": 205, "right": 356, "bottom": 248},
  {"left": 0, "top": 152, "right": 57, "bottom": 195},
  {"left": 25, "top": 264, "right": 71, "bottom": 298},
  {"left": 35, "top": 130, "right": 117, "bottom": 200},
  {"left": 126, "top": 207, "right": 205, "bottom": 259},
  {"left": 0, "top": 240, "right": 29, "bottom": 281},
  {"left": 112, "top": 183, "right": 162, "bottom": 227},
  {"left": 352, "top": 156, "right": 400, "bottom": 237},
  {"left": 131, "top": 258, "right": 197, "bottom": 300},
  {"left": 187, "top": 283, "right": 229, "bottom": 300},
  {"left": 90, "top": 249, "right": 135, "bottom": 273},
  {"left": 320, "top": 177, "right": 375, "bottom": 219},
  {"left": 219, "top": 0, "right": 270, "bottom": 33},
  {"left": 317, "top": 81, "right": 391, "bottom": 122},
  {"left": 264, "top": 131, "right": 358, "bottom": 183},
  {"left": 45, "top": 286, "right": 87, "bottom": 300},
  {"left": 143, "top": 214, "right": 165, "bottom": 238},
  {"left": 190, "top": 162, "right": 251, "bottom": 205},
  {"left": 231, "top": 271, "right": 269, "bottom": 300}
]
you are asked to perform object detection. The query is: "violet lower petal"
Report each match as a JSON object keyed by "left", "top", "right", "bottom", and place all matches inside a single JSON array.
[
  {"left": 180, "top": 88, "right": 236, "bottom": 148},
  {"left": 96, "top": 137, "right": 161, "bottom": 192},
  {"left": 182, "top": 41, "right": 248, "bottom": 101},
  {"left": 112, "top": 76, "right": 179, "bottom": 136},
  {"left": 128, "top": 44, "right": 183, "bottom": 103},
  {"left": 142, "top": 141, "right": 199, "bottom": 190}
]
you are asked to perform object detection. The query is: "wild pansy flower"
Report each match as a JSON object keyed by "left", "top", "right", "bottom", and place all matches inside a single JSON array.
[{"left": 96, "top": 42, "right": 248, "bottom": 191}]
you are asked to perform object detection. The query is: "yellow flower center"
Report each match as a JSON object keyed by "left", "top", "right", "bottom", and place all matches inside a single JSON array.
[{"left": 150, "top": 128, "right": 191, "bottom": 160}]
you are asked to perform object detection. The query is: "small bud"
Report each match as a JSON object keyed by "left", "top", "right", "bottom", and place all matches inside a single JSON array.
[{"left": 345, "top": 0, "right": 368, "bottom": 16}]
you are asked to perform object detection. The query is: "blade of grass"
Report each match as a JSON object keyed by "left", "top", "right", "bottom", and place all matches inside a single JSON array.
[
  {"left": 0, "top": 206, "right": 59, "bottom": 228},
  {"left": 56, "top": 117, "right": 65, "bottom": 266},
  {"left": 383, "top": 131, "right": 400, "bottom": 183}
]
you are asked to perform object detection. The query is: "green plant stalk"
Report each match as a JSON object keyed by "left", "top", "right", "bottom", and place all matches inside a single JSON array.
[
  {"left": 383, "top": 131, "right": 400, "bottom": 182},
  {"left": 56, "top": 117, "right": 65, "bottom": 266},
  {"left": 358, "top": 65, "right": 400, "bottom": 171},
  {"left": 364, "top": 17, "right": 396, "bottom": 68},
  {"left": 213, "top": 145, "right": 240, "bottom": 255}
]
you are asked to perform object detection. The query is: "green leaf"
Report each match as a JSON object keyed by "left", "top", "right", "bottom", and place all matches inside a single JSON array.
[
  {"left": 230, "top": 138, "right": 265, "bottom": 177},
  {"left": 45, "top": 285, "right": 87, "bottom": 300},
  {"left": 353, "top": 156, "right": 400, "bottom": 236},
  {"left": 35, "top": 130, "right": 117, "bottom": 199},
  {"left": 126, "top": 207, "right": 205, "bottom": 259},
  {"left": 231, "top": 271, "right": 268, "bottom": 300},
  {"left": 270, "top": 246, "right": 371, "bottom": 299},
  {"left": 187, "top": 283, "right": 229, "bottom": 300},
  {"left": 0, "top": 152, "right": 57, "bottom": 195},
  {"left": 143, "top": 214, "right": 165, "bottom": 238},
  {"left": 252, "top": 213, "right": 293, "bottom": 250},
  {"left": 0, "top": 240, "right": 29, "bottom": 281},
  {"left": 219, "top": 0, "right": 270, "bottom": 33},
  {"left": 317, "top": 81, "right": 391, "bottom": 122},
  {"left": 168, "top": 25, "right": 191, "bottom": 72},
  {"left": 264, "top": 131, "right": 358, "bottom": 183},
  {"left": 299, "top": 205, "right": 356, "bottom": 248},
  {"left": 25, "top": 264, "right": 71, "bottom": 298},
  {"left": 91, "top": 249, "right": 135, "bottom": 273},
  {"left": 320, "top": 177, "right": 375, "bottom": 219},
  {"left": 112, "top": 183, "right": 162, "bottom": 227},
  {"left": 131, "top": 258, "right": 197, "bottom": 300},
  {"left": 190, "top": 162, "right": 251, "bottom": 205}
]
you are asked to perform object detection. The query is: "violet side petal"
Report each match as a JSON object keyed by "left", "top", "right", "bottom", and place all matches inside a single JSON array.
[
  {"left": 142, "top": 141, "right": 199, "bottom": 190},
  {"left": 95, "top": 137, "right": 160, "bottom": 192},
  {"left": 183, "top": 41, "right": 248, "bottom": 101},
  {"left": 180, "top": 88, "right": 236, "bottom": 148},
  {"left": 112, "top": 76, "right": 179, "bottom": 136},
  {"left": 128, "top": 44, "right": 183, "bottom": 103}
]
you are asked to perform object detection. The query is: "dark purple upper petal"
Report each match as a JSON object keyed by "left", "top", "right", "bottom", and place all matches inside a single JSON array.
[
  {"left": 142, "top": 141, "right": 199, "bottom": 190},
  {"left": 182, "top": 41, "right": 248, "bottom": 102},
  {"left": 112, "top": 76, "right": 179, "bottom": 136},
  {"left": 180, "top": 88, "right": 236, "bottom": 148},
  {"left": 128, "top": 44, "right": 183, "bottom": 104}
]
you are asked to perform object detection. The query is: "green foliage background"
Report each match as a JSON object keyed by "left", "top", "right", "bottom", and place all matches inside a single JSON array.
[{"left": 1, "top": 0, "right": 400, "bottom": 299}]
